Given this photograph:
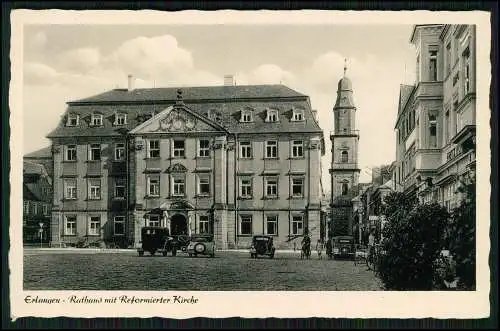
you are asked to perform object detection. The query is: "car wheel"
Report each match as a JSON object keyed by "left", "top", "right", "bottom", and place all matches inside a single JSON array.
[{"left": 194, "top": 243, "right": 206, "bottom": 254}]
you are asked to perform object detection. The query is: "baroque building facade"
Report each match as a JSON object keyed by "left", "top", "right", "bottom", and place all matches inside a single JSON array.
[
  {"left": 47, "top": 82, "right": 325, "bottom": 249},
  {"left": 329, "top": 65, "right": 361, "bottom": 237},
  {"left": 394, "top": 24, "right": 476, "bottom": 210}
]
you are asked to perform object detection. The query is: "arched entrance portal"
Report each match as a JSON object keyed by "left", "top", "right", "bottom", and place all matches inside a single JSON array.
[{"left": 170, "top": 214, "right": 188, "bottom": 236}]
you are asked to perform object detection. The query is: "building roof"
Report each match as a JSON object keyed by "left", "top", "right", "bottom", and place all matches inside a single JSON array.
[
  {"left": 24, "top": 146, "right": 51, "bottom": 158},
  {"left": 48, "top": 84, "right": 323, "bottom": 138},
  {"left": 23, "top": 184, "right": 40, "bottom": 201},
  {"left": 333, "top": 76, "right": 356, "bottom": 109},
  {"left": 23, "top": 161, "right": 47, "bottom": 176},
  {"left": 69, "top": 84, "right": 307, "bottom": 104},
  {"left": 395, "top": 84, "right": 415, "bottom": 128}
]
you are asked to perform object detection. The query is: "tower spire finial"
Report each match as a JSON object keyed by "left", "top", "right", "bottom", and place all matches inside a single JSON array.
[{"left": 344, "top": 58, "right": 347, "bottom": 77}]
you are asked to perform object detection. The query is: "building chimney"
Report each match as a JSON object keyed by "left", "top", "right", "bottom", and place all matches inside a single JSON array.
[
  {"left": 127, "top": 74, "right": 134, "bottom": 91},
  {"left": 224, "top": 75, "right": 234, "bottom": 86}
]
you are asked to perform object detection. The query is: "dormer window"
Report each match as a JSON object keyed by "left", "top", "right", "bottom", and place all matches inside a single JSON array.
[
  {"left": 91, "top": 113, "right": 103, "bottom": 126},
  {"left": 292, "top": 109, "right": 304, "bottom": 121},
  {"left": 66, "top": 114, "right": 79, "bottom": 127},
  {"left": 114, "top": 113, "right": 127, "bottom": 126},
  {"left": 266, "top": 109, "right": 279, "bottom": 122},
  {"left": 240, "top": 110, "right": 253, "bottom": 123}
]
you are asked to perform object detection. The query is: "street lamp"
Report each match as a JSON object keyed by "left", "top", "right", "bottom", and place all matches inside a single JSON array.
[{"left": 38, "top": 222, "right": 44, "bottom": 248}]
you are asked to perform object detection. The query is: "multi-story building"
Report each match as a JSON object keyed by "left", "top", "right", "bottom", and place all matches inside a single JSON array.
[
  {"left": 47, "top": 79, "right": 325, "bottom": 249},
  {"left": 23, "top": 160, "right": 52, "bottom": 243},
  {"left": 394, "top": 24, "right": 476, "bottom": 211},
  {"left": 24, "top": 146, "right": 53, "bottom": 179},
  {"left": 329, "top": 65, "right": 361, "bottom": 237}
]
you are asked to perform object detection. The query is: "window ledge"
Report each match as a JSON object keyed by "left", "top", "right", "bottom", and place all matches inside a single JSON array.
[
  {"left": 289, "top": 196, "right": 305, "bottom": 200},
  {"left": 112, "top": 197, "right": 126, "bottom": 201},
  {"left": 195, "top": 194, "right": 211, "bottom": 198},
  {"left": 62, "top": 160, "right": 78, "bottom": 163},
  {"left": 86, "top": 198, "right": 102, "bottom": 201},
  {"left": 170, "top": 156, "right": 187, "bottom": 160},
  {"left": 62, "top": 234, "right": 77, "bottom": 237},
  {"left": 61, "top": 198, "right": 78, "bottom": 202},
  {"left": 144, "top": 195, "right": 160, "bottom": 199},
  {"left": 195, "top": 156, "right": 211, "bottom": 159},
  {"left": 238, "top": 157, "right": 254, "bottom": 160},
  {"left": 86, "top": 160, "right": 102, "bottom": 163},
  {"left": 144, "top": 157, "right": 162, "bottom": 160},
  {"left": 170, "top": 195, "right": 187, "bottom": 199},
  {"left": 263, "top": 196, "right": 279, "bottom": 200},
  {"left": 263, "top": 157, "right": 280, "bottom": 160},
  {"left": 289, "top": 156, "right": 305, "bottom": 160},
  {"left": 237, "top": 234, "right": 253, "bottom": 237}
]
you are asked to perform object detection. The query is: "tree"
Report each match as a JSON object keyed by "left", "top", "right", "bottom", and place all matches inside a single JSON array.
[
  {"left": 378, "top": 192, "right": 449, "bottom": 290},
  {"left": 447, "top": 182, "right": 476, "bottom": 290}
]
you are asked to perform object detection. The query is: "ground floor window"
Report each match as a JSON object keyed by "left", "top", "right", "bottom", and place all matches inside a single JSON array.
[
  {"left": 291, "top": 215, "right": 303, "bottom": 235},
  {"left": 148, "top": 214, "right": 160, "bottom": 227},
  {"left": 65, "top": 215, "right": 77, "bottom": 235},
  {"left": 199, "top": 215, "right": 210, "bottom": 234},
  {"left": 114, "top": 216, "right": 125, "bottom": 235},
  {"left": 266, "top": 215, "right": 278, "bottom": 235},
  {"left": 239, "top": 215, "right": 253, "bottom": 235},
  {"left": 88, "top": 216, "right": 101, "bottom": 236}
]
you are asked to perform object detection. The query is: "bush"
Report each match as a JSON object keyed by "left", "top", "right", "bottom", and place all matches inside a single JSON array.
[
  {"left": 447, "top": 183, "right": 476, "bottom": 290},
  {"left": 378, "top": 202, "right": 449, "bottom": 290}
]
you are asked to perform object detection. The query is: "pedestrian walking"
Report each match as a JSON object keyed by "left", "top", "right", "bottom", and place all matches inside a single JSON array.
[
  {"left": 316, "top": 239, "right": 324, "bottom": 260},
  {"left": 293, "top": 242, "right": 296, "bottom": 252}
]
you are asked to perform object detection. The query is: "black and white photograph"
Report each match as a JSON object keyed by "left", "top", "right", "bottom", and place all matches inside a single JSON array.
[{"left": 8, "top": 9, "right": 491, "bottom": 319}]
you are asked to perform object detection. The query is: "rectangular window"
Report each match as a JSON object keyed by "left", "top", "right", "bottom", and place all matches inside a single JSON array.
[
  {"left": 292, "top": 178, "right": 304, "bottom": 197},
  {"left": 199, "top": 215, "right": 210, "bottom": 234},
  {"left": 429, "top": 114, "right": 437, "bottom": 148},
  {"left": 240, "top": 141, "right": 252, "bottom": 158},
  {"left": 149, "top": 140, "right": 160, "bottom": 158},
  {"left": 88, "top": 179, "right": 101, "bottom": 200},
  {"left": 67, "top": 114, "right": 79, "bottom": 126},
  {"left": 23, "top": 201, "right": 29, "bottom": 215},
  {"left": 266, "top": 110, "right": 279, "bottom": 122},
  {"left": 65, "top": 215, "right": 77, "bottom": 235},
  {"left": 291, "top": 140, "right": 304, "bottom": 158},
  {"left": 198, "top": 139, "right": 210, "bottom": 157},
  {"left": 241, "top": 111, "right": 253, "bottom": 123},
  {"left": 114, "top": 216, "right": 125, "bottom": 235},
  {"left": 89, "top": 144, "right": 101, "bottom": 161},
  {"left": 65, "top": 145, "right": 77, "bottom": 161},
  {"left": 291, "top": 215, "right": 304, "bottom": 235},
  {"left": 173, "top": 140, "right": 185, "bottom": 158},
  {"left": 64, "top": 179, "right": 77, "bottom": 200},
  {"left": 114, "top": 179, "right": 126, "bottom": 198},
  {"left": 240, "top": 178, "right": 253, "bottom": 198},
  {"left": 147, "top": 177, "right": 160, "bottom": 197},
  {"left": 115, "top": 113, "right": 127, "bottom": 125},
  {"left": 91, "top": 113, "right": 103, "bottom": 126},
  {"left": 88, "top": 216, "right": 100, "bottom": 236},
  {"left": 173, "top": 177, "right": 185, "bottom": 196},
  {"left": 148, "top": 215, "right": 160, "bottom": 227},
  {"left": 32, "top": 202, "right": 38, "bottom": 215},
  {"left": 293, "top": 110, "right": 304, "bottom": 121},
  {"left": 266, "top": 215, "right": 278, "bottom": 235},
  {"left": 463, "top": 47, "right": 471, "bottom": 95},
  {"left": 115, "top": 143, "right": 125, "bottom": 160},
  {"left": 265, "top": 177, "right": 278, "bottom": 198},
  {"left": 198, "top": 176, "right": 210, "bottom": 195},
  {"left": 265, "top": 140, "right": 278, "bottom": 158},
  {"left": 43, "top": 204, "right": 49, "bottom": 216},
  {"left": 240, "top": 215, "right": 252, "bottom": 235}
]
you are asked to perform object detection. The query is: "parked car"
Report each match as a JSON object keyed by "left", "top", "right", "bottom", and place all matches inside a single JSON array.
[
  {"left": 137, "top": 227, "right": 176, "bottom": 257},
  {"left": 187, "top": 234, "right": 216, "bottom": 258},
  {"left": 331, "top": 235, "right": 355, "bottom": 260},
  {"left": 250, "top": 235, "right": 275, "bottom": 258}
]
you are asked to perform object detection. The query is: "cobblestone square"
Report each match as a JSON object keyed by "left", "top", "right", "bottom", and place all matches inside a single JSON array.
[{"left": 24, "top": 249, "right": 383, "bottom": 291}]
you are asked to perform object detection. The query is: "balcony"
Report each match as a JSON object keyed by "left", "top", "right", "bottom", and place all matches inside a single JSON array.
[
  {"left": 330, "top": 130, "right": 360, "bottom": 137},
  {"left": 86, "top": 161, "right": 101, "bottom": 176},
  {"left": 450, "top": 125, "right": 476, "bottom": 145},
  {"left": 415, "top": 81, "right": 443, "bottom": 98},
  {"left": 330, "top": 163, "right": 360, "bottom": 171}
]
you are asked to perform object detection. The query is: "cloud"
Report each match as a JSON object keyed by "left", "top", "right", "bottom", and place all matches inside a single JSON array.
[
  {"left": 30, "top": 31, "right": 47, "bottom": 49},
  {"left": 57, "top": 48, "right": 101, "bottom": 74},
  {"left": 24, "top": 62, "right": 59, "bottom": 85}
]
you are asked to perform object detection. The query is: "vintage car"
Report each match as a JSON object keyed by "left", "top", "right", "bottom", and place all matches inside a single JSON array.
[
  {"left": 331, "top": 235, "right": 355, "bottom": 260},
  {"left": 250, "top": 235, "right": 275, "bottom": 258},
  {"left": 137, "top": 226, "right": 177, "bottom": 257},
  {"left": 186, "top": 234, "right": 216, "bottom": 258}
]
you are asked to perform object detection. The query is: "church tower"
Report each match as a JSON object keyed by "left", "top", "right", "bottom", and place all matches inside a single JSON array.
[{"left": 329, "top": 60, "right": 360, "bottom": 237}]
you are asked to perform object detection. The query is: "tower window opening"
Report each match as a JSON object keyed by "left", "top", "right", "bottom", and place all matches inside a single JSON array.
[{"left": 341, "top": 151, "right": 348, "bottom": 163}]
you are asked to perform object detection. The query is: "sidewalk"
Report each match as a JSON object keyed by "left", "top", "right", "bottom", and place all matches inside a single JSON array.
[{"left": 24, "top": 247, "right": 305, "bottom": 254}]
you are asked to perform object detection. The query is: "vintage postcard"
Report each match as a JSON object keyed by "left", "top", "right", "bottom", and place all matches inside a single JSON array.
[{"left": 9, "top": 9, "right": 491, "bottom": 320}]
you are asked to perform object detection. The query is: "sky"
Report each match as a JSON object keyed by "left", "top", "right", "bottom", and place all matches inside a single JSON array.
[{"left": 22, "top": 23, "right": 416, "bottom": 191}]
